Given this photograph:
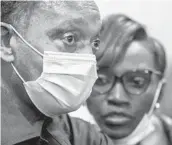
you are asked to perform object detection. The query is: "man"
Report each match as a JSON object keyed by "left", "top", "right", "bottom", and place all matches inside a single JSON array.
[
  {"left": 1, "top": 1, "right": 114, "bottom": 145},
  {"left": 87, "top": 14, "right": 172, "bottom": 145}
]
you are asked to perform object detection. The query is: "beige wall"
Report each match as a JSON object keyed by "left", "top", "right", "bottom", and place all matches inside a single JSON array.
[{"left": 95, "top": 0, "right": 172, "bottom": 116}]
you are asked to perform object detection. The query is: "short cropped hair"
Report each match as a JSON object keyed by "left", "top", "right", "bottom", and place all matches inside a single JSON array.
[
  {"left": 1, "top": 1, "right": 38, "bottom": 35},
  {"left": 1, "top": 0, "right": 100, "bottom": 35},
  {"left": 97, "top": 14, "right": 166, "bottom": 76}
]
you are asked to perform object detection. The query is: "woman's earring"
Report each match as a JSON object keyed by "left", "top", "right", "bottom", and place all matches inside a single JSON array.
[{"left": 155, "top": 103, "right": 160, "bottom": 109}]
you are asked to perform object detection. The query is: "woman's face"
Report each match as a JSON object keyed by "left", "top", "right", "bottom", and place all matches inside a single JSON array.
[{"left": 87, "top": 41, "right": 161, "bottom": 139}]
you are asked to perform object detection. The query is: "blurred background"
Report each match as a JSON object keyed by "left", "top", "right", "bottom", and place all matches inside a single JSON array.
[{"left": 94, "top": 0, "right": 172, "bottom": 117}]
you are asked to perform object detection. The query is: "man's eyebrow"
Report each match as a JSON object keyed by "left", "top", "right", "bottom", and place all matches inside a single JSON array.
[
  {"left": 46, "top": 27, "right": 65, "bottom": 39},
  {"left": 46, "top": 18, "right": 87, "bottom": 38}
]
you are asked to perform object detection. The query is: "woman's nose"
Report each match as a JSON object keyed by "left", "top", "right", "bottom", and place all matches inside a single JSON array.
[{"left": 107, "top": 82, "right": 130, "bottom": 106}]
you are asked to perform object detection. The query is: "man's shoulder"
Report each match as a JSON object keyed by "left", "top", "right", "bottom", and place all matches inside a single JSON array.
[
  {"left": 47, "top": 114, "right": 100, "bottom": 140},
  {"left": 47, "top": 114, "right": 113, "bottom": 145}
]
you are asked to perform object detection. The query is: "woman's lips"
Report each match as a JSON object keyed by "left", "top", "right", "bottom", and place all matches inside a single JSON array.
[{"left": 103, "top": 112, "right": 133, "bottom": 125}]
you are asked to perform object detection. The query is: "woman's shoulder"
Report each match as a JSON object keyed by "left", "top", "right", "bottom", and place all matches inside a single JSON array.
[{"left": 155, "top": 113, "right": 172, "bottom": 144}]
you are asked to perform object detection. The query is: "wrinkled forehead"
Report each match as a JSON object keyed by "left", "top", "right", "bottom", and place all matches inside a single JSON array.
[
  {"left": 37, "top": 1, "right": 100, "bottom": 17},
  {"left": 31, "top": 1, "right": 101, "bottom": 33}
]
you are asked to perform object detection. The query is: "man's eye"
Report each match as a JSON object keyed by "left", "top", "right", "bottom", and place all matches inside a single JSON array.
[
  {"left": 92, "top": 39, "right": 100, "bottom": 51},
  {"left": 62, "top": 32, "right": 76, "bottom": 45}
]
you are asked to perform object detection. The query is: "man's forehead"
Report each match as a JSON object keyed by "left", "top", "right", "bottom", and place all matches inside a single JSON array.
[
  {"left": 34, "top": 0, "right": 100, "bottom": 24},
  {"left": 38, "top": 0, "right": 99, "bottom": 13},
  {"left": 31, "top": 1, "right": 101, "bottom": 36}
]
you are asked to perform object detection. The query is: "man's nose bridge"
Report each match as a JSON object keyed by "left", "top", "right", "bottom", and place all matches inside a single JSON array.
[
  {"left": 76, "top": 40, "right": 93, "bottom": 54},
  {"left": 82, "top": 46, "right": 93, "bottom": 54}
]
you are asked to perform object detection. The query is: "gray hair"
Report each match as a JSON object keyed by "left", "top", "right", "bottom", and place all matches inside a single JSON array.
[{"left": 1, "top": 0, "right": 100, "bottom": 35}]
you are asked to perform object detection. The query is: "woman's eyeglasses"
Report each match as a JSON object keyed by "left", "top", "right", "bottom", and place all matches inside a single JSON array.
[{"left": 93, "top": 69, "right": 161, "bottom": 95}]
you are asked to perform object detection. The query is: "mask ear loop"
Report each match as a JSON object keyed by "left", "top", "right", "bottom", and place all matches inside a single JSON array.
[
  {"left": 147, "top": 78, "right": 166, "bottom": 117},
  {"left": 7, "top": 23, "right": 43, "bottom": 57},
  {"left": 10, "top": 63, "right": 25, "bottom": 83},
  {"left": 0, "top": 22, "right": 43, "bottom": 83}
]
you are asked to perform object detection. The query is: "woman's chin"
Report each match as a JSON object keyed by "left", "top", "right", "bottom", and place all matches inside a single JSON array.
[{"left": 101, "top": 124, "right": 134, "bottom": 140}]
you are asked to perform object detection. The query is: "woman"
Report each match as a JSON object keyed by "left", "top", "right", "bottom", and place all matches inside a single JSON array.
[{"left": 87, "top": 14, "right": 172, "bottom": 145}]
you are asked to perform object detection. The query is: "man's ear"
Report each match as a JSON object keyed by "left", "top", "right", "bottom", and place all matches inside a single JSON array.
[{"left": 1, "top": 22, "right": 15, "bottom": 62}]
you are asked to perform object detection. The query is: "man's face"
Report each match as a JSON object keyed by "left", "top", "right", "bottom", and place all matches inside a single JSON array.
[
  {"left": 12, "top": 1, "right": 101, "bottom": 80},
  {"left": 26, "top": 4, "right": 101, "bottom": 54},
  {"left": 10, "top": 1, "right": 101, "bottom": 104},
  {"left": 87, "top": 41, "right": 161, "bottom": 139}
]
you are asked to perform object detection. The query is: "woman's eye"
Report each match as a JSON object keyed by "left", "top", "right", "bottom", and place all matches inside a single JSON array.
[
  {"left": 92, "top": 38, "right": 100, "bottom": 51},
  {"left": 96, "top": 74, "right": 109, "bottom": 86},
  {"left": 132, "top": 77, "right": 145, "bottom": 87},
  {"left": 62, "top": 32, "right": 76, "bottom": 45},
  {"left": 96, "top": 78, "right": 107, "bottom": 86}
]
